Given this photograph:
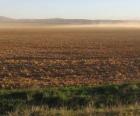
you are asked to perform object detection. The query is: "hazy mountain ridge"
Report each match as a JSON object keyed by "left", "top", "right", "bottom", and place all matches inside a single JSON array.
[
  {"left": 0, "top": 16, "right": 140, "bottom": 24},
  {"left": 0, "top": 16, "right": 15, "bottom": 22}
]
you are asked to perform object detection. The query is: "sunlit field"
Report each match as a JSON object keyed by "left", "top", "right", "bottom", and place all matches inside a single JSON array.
[
  {"left": 0, "top": 26, "right": 139, "bottom": 88},
  {"left": 0, "top": 25, "right": 140, "bottom": 115}
]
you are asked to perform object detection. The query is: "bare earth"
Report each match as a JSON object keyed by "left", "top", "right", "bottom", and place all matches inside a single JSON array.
[{"left": 0, "top": 25, "right": 139, "bottom": 88}]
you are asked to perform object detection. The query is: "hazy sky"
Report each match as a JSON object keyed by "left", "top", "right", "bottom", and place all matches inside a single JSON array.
[{"left": 0, "top": 0, "right": 140, "bottom": 19}]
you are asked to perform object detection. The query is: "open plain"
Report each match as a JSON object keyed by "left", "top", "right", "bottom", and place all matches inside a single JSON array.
[{"left": 0, "top": 25, "right": 139, "bottom": 88}]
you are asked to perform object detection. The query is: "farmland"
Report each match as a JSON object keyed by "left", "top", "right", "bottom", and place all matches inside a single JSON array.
[
  {"left": 0, "top": 27, "right": 140, "bottom": 88},
  {"left": 0, "top": 26, "right": 140, "bottom": 88},
  {"left": 0, "top": 25, "right": 139, "bottom": 115}
]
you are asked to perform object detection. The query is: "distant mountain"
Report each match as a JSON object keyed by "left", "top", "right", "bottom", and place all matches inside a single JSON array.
[
  {"left": 0, "top": 16, "right": 140, "bottom": 24},
  {"left": 17, "top": 18, "right": 128, "bottom": 24},
  {"left": 0, "top": 16, "right": 15, "bottom": 22},
  {"left": 40, "top": 18, "right": 94, "bottom": 24}
]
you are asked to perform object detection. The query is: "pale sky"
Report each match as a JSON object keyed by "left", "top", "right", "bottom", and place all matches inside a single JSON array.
[{"left": 0, "top": 0, "right": 140, "bottom": 19}]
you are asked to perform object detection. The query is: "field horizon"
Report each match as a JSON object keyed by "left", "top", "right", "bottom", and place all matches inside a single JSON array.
[
  {"left": 0, "top": 22, "right": 140, "bottom": 115},
  {"left": 1, "top": 0, "right": 140, "bottom": 115},
  {"left": 1, "top": 15, "right": 140, "bottom": 29},
  {"left": 0, "top": 19, "right": 139, "bottom": 116}
]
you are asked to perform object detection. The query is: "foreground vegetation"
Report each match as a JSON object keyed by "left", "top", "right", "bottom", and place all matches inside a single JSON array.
[
  {"left": 8, "top": 104, "right": 140, "bottom": 116},
  {"left": 0, "top": 83, "right": 139, "bottom": 115}
]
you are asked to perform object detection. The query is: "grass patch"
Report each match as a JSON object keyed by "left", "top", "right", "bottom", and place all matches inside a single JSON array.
[{"left": 0, "top": 83, "right": 140, "bottom": 114}]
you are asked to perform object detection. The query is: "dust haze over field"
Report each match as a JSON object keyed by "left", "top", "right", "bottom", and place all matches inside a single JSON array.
[
  {"left": 0, "top": 17, "right": 140, "bottom": 89},
  {"left": 1, "top": 21, "right": 140, "bottom": 31},
  {"left": 1, "top": 23, "right": 140, "bottom": 29},
  {"left": 1, "top": 0, "right": 140, "bottom": 115},
  {"left": 0, "top": 24, "right": 140, "bottom": 115},
  {"left": 1, "top": 16, "right": 140, "bottom": 29}
]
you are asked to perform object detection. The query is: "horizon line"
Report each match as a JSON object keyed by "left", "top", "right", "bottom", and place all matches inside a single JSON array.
[{"left": 1, "top": 16, "right": 140, "bottom": 21}]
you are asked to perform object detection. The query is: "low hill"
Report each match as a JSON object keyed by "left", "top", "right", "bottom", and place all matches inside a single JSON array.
[
  {"left": 0, "top": 16, "right": 15, "bottom": 22},
  {"left": 0, "top": 16, "right": 140, "bottom": 25}
]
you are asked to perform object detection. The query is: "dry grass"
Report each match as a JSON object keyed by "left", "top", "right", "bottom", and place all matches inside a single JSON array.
[{"left": 8, "top": 104, "right": 140, "bottom": 116}]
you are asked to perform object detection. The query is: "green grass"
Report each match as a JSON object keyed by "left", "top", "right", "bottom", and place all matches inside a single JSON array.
[{"left": 0, "top": 83, "right": 140, "bottom": 115}]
